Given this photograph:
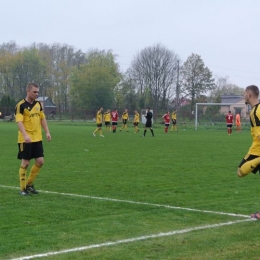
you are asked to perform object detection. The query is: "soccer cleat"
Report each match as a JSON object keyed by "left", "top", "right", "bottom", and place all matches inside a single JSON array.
[
  {"left": 251, "top": 212, "right": 260, "bottom": 220},
  {"left": 26, "top": 185, "right": 38, "bottom": 194},
  {"left": 92, "top": 133, "right": 96, "bottom": 137},
  {"left": 100, "top": 135, "right": 104, "bottom": 137},
  {"left": 20, "top": 189, "right": 30, "bottom": 196}
]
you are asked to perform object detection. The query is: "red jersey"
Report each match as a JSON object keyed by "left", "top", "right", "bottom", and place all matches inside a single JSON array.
[
  {"left": 163, "top": 113, "right": 170, "bottom": 124},
  {"left": 111, "top": 111, "right": 119, "bottom": 122},
  {"left": 226, "top": 113, "right": 233, "bottom": 124}
]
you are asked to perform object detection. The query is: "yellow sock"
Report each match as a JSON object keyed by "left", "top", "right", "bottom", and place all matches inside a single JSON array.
[
  {"left": 99, "top": 129, "right": 103, "bottom": 135},
  {"left": 27, "top": 164, "right": 42, "bottom": 186},
  {"left": 240, "top": 157, "right": 260, "bottom": 176},
  {"left": 19, "top": 166, "right": 28, "bottom": 191}
]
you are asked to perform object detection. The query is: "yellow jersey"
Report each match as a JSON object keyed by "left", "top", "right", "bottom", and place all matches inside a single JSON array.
[
  {"left": 122, "top": 112, "right": 129, "bottom": 120},
  {"left": 103, "top": 112, "right": 111, "bottom": 122},
  {"left": 15, "top": 99, "right": 45, "bottom": 143},
  {"left": 249, "top": 103, "right": 260, "bottom": 156},
  {"left": 134, "top": 112, "right": 139, "bottom": 122},
  {"left": 96, "top": 110, "right": 103, "bottom": 124},
  {"left": 172, "top": 112, "right": 177, "bottom": 120}
]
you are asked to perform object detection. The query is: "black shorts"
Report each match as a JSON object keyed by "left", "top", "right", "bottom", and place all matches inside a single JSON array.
[
  {"left": 105, "top": 121, "right": 111, "bottom": 126},
  {"left": 122, "top": 119, "right": 128, "bottom": 124},
  {"left": 133, "top": 122, "right": 139, "bottom": 126},
  {"left": 112, "top": 122, "right": 118, "bottom": 126},
  {"left": 172, "top": 119, "right": 176, "bottom": 125},
  {"left": 239, "top": 154, "right": 260, "bottom": 174},
  {"left": 145, "top": 121, "right": 152, "bottom": 128},
  {"left": 18, "top": 141, "right": 44, "bottom": 160},
  {"left": 226, "top": 124, "right": 233, "bottom": 128},
  {"left": 96, "top": 123, "right": 102, "bottom": 127},
  {"left": 165, "top": 123, "right": 170, "bottom": 127}
]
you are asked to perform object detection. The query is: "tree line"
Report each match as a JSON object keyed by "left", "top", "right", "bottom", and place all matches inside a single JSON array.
[{"left": 0, "top": 41, "right": 242, "bottom": 119}]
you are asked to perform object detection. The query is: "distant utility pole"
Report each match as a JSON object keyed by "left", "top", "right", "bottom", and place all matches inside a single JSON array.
[{"left": 175, "top": 60, "right": 180, "bottom": 111}]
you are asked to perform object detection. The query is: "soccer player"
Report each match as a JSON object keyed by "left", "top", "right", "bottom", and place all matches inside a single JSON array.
[
  {"left": 93, "top": 107, "right": 104, "bottom": 137},
  {"left": 162, "top": 111, "right": 170, "bottom": 133},
  {"left": 171, "top": 110, "right": 178, "bottom": 132},
  {"left": 111, "top": 108, "right": 119, "bottom": 133},
  {"left": 133, "top": 110, "right": 140, "bottom": 133},
  {"left": 225, "top": 110, "right": 233, "bottom": 135},
  {"left": 142, "top": 108, "right": 154, "bottom": 137},
  {"left": 236, "top": 85, "right": 260, "bottom": 219},
  {"left": 103, "top": 109, "right": 111, "bottom": 132},
  {"left": 15, "top": 83, "right": 51, "bottom": 196},
  {"left": 120, "top": 108, "right": 129, "bottom": 132},
  {"left": 236, "top": 113, "right": 241, "bottom": 132}
]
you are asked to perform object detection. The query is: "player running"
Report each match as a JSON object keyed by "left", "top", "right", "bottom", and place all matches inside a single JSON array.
[{"left": 133, "top": 110, "right": 140, "bottom": 133}]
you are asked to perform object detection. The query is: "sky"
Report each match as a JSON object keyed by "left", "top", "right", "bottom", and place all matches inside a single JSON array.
[{"left": 1, "top": 0, "right": 260, "bottom": 88}]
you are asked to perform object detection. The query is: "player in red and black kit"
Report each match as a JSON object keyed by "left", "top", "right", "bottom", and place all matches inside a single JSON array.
[
  {"left": 111, "top": 108, "right": 119, "bottom": 133},
  {"left": 226, "top": 110, "right": 234, "bottom": 135},
  {"left": 162, "top": 111, "right": 170, "bottom": 133}
]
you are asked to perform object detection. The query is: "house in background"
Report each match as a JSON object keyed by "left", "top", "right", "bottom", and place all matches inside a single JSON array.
[
  {"left": 37, "top": 97, "right": 56, "bottom": 116},
  {"left": 220, "top": 94, "right": 248, "bottom": 118}
]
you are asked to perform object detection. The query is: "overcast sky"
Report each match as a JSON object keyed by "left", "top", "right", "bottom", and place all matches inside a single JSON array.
[{"left": 1, "top": 0, "right": 260, "bottom": 88}]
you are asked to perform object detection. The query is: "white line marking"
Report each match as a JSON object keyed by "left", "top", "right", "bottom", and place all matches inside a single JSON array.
[
  {"left": 0, "top": 185, "right": 249, "bottom": 218},
  {"left": 10, "top": 218, "right": 252, "bottom": 260}
]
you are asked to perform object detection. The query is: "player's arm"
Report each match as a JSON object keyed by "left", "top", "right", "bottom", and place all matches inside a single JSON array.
[
  {"left": 17, "top": 121, "right": 31, "bottom": 143},
  {"left": 41, "top": 118, "right": 51, "bottom": 141}
]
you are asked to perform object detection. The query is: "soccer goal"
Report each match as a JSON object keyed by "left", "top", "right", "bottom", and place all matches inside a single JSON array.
[{"left": 195, "top": 103, "right": 247, "bottom": 130}]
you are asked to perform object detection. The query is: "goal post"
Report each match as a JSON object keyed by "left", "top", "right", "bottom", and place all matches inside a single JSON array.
[{"left": 195, "top": 103, "right": 239, "bottom": 130}]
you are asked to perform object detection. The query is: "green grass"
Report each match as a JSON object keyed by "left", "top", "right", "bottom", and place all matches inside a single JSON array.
[{"left": 1, "top": 121, "right": 260, "bottom": 260}]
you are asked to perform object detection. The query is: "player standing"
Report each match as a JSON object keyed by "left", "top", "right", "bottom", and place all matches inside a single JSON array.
[
  {"left": 93, "top": 107, "right": 104, "bottom": 137},
  {"left": 103, "top": 109, "right": 111, "bottom": 132},
  {"left": 171, "top": 110, "right": 178, "bottom": 132},
  {"left": 162, "top": 111, "right": 170, "bottom": 133},
  {"left": 111, "top": 108, "right": 119, "bottom": 133},
  {"left": 120, "top": 109, "right": 129, "bottom": 132},
  {"left": 142, "top": 108, "right": 154, "bottom": 137},
  {"left": 15, "top": 83, "right": 51, "bottom": 195},
  {"left": 133, "top": 110, "right": 140, "bottom": 133},
  {"left": 225, "top": 110, "right": 233, "bottom": 135},
  {"left": 236, "top": 113, "right": 241, "bottom": 132}
]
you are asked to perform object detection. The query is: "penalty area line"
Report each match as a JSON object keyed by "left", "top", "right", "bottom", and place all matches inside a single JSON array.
[
  {"left": 0, "top": 185, "right": 249, "bottom": 218},
  {"left": 10, "top": 218, "right": 252, "bottom": 260}
]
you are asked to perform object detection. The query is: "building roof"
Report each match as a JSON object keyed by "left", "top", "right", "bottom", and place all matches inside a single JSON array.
[{"left": 221, "top": 94, "right": 244, "bottom": 104}]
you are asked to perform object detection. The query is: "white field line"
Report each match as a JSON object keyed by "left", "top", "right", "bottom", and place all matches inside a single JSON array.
[
  {"left": 0, "top": 185, "right": 249, "bottom": 218},
  {"left": 10, "top": 218, "right": 252, "bottom": 260}
]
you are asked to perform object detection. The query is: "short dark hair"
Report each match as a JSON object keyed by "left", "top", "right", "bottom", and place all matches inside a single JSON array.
[
  {"left": 246, "top": 85, "right": 259, "bottom": 97},
  {"left": 27, "top": 83, "right": 39, "bottom": 90}
]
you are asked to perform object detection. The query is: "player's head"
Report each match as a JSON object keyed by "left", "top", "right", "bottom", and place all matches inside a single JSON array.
[
  {"left": 244, "top": 85, "right": 259, "bottom": 105},
  {"left": 147, "top": 107, "right": 150, "bottom": 111},
  {"left": 107, "top": 109, "right": 110, "bottom": 113},
  {"left": 229, "top": 110, "right": 231, "bottom": 113},
  {"left": 26, "top": 83, "right": 39, "bottom": 100}
]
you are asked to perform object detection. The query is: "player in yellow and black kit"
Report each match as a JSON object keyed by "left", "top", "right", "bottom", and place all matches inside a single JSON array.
[
  {"left": 15, "top": 83, "right": 51, "bottom": 196},
  {"left": 237, "top": 85, "right": 260, "bottom": 219},
  {"left": 103, "top": 109, "right": 111, "bottom": 132},
  {"left": 93, "top": 107, "right": 104, "bottom": 137},
  {"left": 171, "top": 111, "right": 178, "bottom": 132},
  {"left": 133, "top": 110, "right": 140, "bottom": 133},
  {"left": 120, "top": 109, "right": 129, "bottom": 132}
]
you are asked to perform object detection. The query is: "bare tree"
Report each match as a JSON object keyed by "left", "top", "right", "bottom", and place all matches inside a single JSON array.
[{"left": 129, "top": 44, "right": 180, "bottom": 117}]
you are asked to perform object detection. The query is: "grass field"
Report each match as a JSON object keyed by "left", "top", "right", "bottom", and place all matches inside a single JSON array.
[{"left": 1, "top": 120, "right": 260, "bottom": 260}]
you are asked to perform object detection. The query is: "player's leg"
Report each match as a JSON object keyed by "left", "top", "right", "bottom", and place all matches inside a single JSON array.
[
  {"left": 237, "top": 155, "right": 260, "bottom": 177},
  {"left": 150, "top": 127, "right": 154, "bottom": 136},
  {"left": 26, "top": 142, "right": 44, "bottom": 194}
]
